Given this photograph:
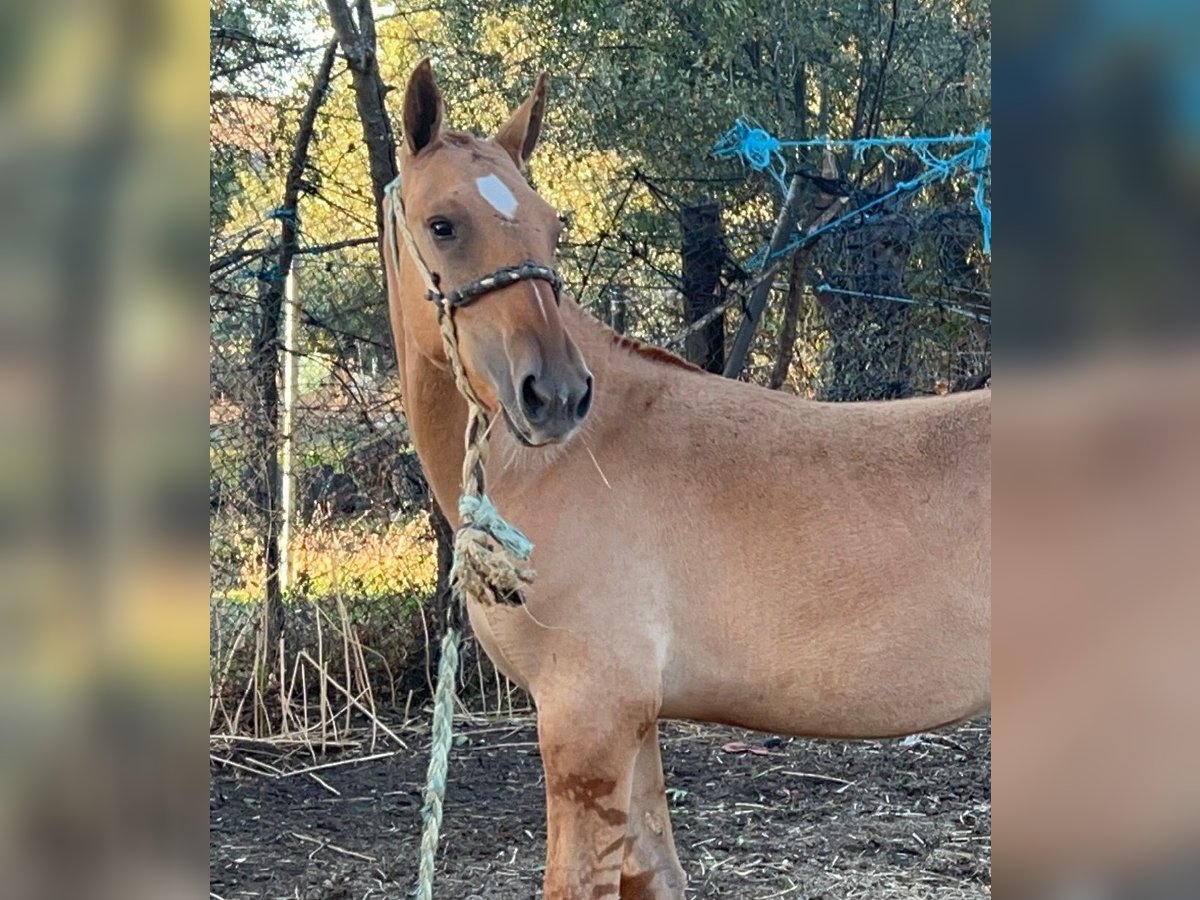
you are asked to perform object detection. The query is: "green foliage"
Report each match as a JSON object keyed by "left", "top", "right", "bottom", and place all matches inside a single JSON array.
[
  {"left": 212, "top": 0, "right": 990, "bottom": 343},
  {"left": 210, "top": 0, "right": 311, "bottom": 89}
]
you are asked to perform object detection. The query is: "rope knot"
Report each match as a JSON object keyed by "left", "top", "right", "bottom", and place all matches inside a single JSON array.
[
  {"left": 738, "top": 127, "right": 783, "bottom": 170},
  {"left": 713, "top": 118, "right": 782, "bottom": 171},
  {"left": 459, "top": 494, "right": 533, "bottom": 559},
  {"left": 451, "top": 494, "right": 534, "bottom": 607}
]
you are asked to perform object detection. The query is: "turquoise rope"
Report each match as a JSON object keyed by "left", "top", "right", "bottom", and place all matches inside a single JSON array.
[
  {"left": 415, "top": 630, "right": 459, "bottom": 900},
  {"left": 815, "top": 283, "right": 990, "bottom": 323},
  {"left": 713, "top": 119, "right": 991, "bottom": 257},
  {"left": 458, "top": 495, "right": 534, "bottom": 560}
]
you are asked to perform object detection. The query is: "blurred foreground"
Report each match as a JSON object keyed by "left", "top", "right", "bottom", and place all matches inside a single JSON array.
[{"left": 0, "top": 0, "right": 1198, "bottom": 898}]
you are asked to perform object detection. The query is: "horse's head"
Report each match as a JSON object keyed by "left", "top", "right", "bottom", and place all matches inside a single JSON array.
[{"left": 390, "top": 60, "right": 592, "bottom": 447}]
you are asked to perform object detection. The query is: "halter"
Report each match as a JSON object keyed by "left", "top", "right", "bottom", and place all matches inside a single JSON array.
[
  {"left": 443, "top": 260, "right": 563, "bottom": 309},
  {"left": 385, "top": 180, "right": 563, "bottom": 314}
]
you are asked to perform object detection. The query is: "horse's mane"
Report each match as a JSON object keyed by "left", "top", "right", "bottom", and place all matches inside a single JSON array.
[
  {"left": 611, "top": 334, "right": 705, "bottom": 374},
  {"left": 572, "top": 305, "right": 705, "bottom": 374}
]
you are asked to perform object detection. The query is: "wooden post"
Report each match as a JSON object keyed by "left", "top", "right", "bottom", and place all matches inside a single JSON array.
[
  {"left": 767, "top": 248, "right": 811, "bottom": 390},
  {"left": 279, "top": 259, "right": 297, "bottom": 593},
  {"left": 681, "top": 201, "right": 725, "bottom": 373},
  {"left": 768, "top": 149, "right": 841, "bottom": 390},
  {"left": 609, "top": 285, "right": 627, "bottom": 335},
  {"left": 723, "top": 176, "right": 805, "bottom": 379}
]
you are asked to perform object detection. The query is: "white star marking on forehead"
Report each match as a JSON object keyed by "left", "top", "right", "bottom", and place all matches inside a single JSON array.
[{"left": 475, "top": 173, "right": 518, "bottom": 219}]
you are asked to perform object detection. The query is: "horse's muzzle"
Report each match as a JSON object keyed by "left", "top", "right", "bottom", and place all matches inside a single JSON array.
[{"left": 506, "top": 367, "right": 593, "bottom": 445}]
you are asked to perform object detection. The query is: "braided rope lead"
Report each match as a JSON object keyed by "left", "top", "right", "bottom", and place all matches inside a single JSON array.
[
  {"left": 385, "top": 177, "right": 535, "bottom": 899},
  {"left": 416, "top": 629, "right": 458, "bottom": 900}
]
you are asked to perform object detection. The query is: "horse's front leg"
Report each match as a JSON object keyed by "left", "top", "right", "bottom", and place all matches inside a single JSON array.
[
  {"left": 537, "top": 690, "right": 654, "bottom": 900},
  {"left": 620, "top": 722, "right": 686, "bottom": 899}
]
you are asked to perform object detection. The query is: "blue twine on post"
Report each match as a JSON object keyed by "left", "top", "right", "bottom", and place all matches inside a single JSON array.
[
  {"left": 267, "top": 206, "right": 298, "bottom": 224},
  {"left": 712, "top": 120, "right": 991, "bottom": 259},
  {"left": 969, "top": 130, "right": 992, "bottom": 254},
  {"left": 712, "top": 118, "right": 789, "bottom": 191},
  {"left": 458, "top": 494, "right": 534, "bottom": 560}
]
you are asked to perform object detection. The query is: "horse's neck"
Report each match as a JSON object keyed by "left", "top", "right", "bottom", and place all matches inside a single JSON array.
[
  {"left": 399, "top": 303, "right": 679, "bottom": 520},
  {"left": 400, "top": 347, "right": 469, "bottom": 523},
  {"left": 555, "top": 306, "right": 687, "bottom": 448}
]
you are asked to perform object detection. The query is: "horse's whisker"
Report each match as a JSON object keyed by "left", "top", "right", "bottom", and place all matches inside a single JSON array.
[
  {"left": 582, "top": 437, "right": 612, "bottom": 490},
  {"left": 519, "top": 599, "right": 564, "bottom": 631}
]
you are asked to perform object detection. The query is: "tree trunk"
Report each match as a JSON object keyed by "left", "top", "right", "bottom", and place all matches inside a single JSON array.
[
  {"left": 817, "top": 186, "right": 917, "bottom": 402},
  {"left": 399, "top": 498, "right": 462, "bottom": 700},
  {"left": 767, "top": 247, "right": 810, "bottom": 390},
  {"left": 681, "top": 201, "right": 725, "bottom": 373},
  {"left": 325, "top": 0, "right": 399, "bottom": 245},
  {"left": 768, "top": 149, "right": 839, "bottom": 391},
  {"left": 249, "top": 258, "right": 284, "bottom": 684},
  {"left": 324, "top": 0, "right": 454, "bottom": 690},
  {"left": 724, "top": 176, "right": 805, "bottom": 380},
  {"left": 793, "top": 62, "right": 808, "bottom": 138}
]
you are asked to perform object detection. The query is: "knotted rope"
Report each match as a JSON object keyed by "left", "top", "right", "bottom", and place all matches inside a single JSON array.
[{"left": 384, "top": 177, "right": 535, "bottom": 900}]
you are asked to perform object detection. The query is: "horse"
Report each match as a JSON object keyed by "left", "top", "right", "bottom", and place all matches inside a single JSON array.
[{"left": 382, "top": 59, "right": 990, "bottom": 900}]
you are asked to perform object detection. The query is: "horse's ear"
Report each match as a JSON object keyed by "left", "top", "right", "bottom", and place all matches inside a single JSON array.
[
  {"left": 403, "top": 59, "right": 445, "bottom": 156},
  {"left": 493, "top": 72, "right": 549, "bottom": 168}
]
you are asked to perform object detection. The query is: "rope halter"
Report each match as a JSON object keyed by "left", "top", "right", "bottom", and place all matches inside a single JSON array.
[{"left": 442, "top": 260, "right": 562, "bottom": 310}]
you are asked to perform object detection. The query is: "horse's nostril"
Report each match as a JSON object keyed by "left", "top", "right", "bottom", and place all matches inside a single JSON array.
[
  {"left": 575, "top": 376, "right": 594, "bottom": 421},
  {"left": 521, "top": 374, "right": 547, "bottom": 423},
  {"left": 519, "top": 371, "right": 589, "bottom": 433}
]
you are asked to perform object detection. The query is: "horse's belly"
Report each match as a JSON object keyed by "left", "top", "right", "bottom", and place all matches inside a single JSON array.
[
  {"left": 664, "top": 671, "right": 989, "bottom": 739},
  {"left": 663, "top": 661, "right": 989, "bottom": 739},
  {"left": 661, "top": 586, "right": 990, "bottom": 739}
]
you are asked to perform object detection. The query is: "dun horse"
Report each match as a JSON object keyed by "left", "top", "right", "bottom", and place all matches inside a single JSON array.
[{"left": 383, "top": 61, "right": 990, "bottom": 900}]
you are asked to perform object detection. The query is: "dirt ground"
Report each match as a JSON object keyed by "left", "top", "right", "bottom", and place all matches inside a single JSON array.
[{"left": 210, "top": 716, "right": 990, "bottom": 899}]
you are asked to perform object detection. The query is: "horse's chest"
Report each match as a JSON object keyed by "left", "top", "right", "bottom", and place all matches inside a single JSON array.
[{"left": 465, "top": 600, "right": 532, "bottom": 691}]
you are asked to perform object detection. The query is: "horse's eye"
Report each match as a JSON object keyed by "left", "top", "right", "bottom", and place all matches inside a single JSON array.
[{"left": 429, "top": 218, "right": 455, "bottom": 239}]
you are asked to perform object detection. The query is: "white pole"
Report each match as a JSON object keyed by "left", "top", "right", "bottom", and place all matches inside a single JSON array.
[{"left": 279, "top": 259, "right": 297, "bottom": 594}]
